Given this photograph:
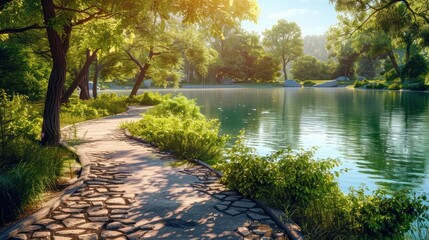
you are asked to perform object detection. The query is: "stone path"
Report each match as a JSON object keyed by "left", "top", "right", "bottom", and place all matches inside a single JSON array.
[{"left": 8, "top": 107, "right": 289, "bottom": 240}]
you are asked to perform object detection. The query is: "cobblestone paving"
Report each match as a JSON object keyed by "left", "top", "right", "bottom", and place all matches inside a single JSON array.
[
  {"left": 8, "top": 107, "right": 289, "bottom": 240},
  {"left": 181, "top": 166, "right": 287, "bottom": 240}
]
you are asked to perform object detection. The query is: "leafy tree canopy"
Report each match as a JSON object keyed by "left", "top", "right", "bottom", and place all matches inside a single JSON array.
[{"left": 263, "top": 19, "right": 303, "bottom": 80}]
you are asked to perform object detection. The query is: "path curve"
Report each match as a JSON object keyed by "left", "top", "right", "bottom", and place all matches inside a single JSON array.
[{"left": 7, "top": 106, "right": 288, "bottom": 240}]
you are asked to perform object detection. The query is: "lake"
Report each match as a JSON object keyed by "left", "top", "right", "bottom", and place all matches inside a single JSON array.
[{"left": 110, "top": 87, "right": 429, "bottom": 194}]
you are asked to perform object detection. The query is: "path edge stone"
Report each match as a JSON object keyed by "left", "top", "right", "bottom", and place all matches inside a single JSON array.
[
  {"left": 123, "top": 128, "right": 305, "bottom": 240},
  {"left": 0, "top": 140, "right": 91, "bottom": 239}
]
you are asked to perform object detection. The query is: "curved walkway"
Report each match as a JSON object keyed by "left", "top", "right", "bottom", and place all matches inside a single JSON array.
[{"left": 8, "top": 107, "right": 288, "bottom": 240}]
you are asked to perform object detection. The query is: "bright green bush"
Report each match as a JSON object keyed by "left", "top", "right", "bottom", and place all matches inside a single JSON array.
[
  {"left": 388, "top": 83, "right": 401, "bottom": 90},
  {"left": 348, "top": 188, "right": 428, "bottom": 238},
  {"left": 148, "top": 95, "right": 205, "bottom": 120},
  {"left": 365, "top": 82, "right": 386, "bottom": 89},
  {"left": 353, "top": 80, "right": 368, "bottom": 88},
  {"left": 0, "top": 90, "right": 41, "bottom": 142},
  {"left": 134, "top": 92, "right": 171, "bottom": 106},
  {"left": 88, "top": 93, "right": 128, "bottom": 114},
  {"left": 302, "top": 81, "right": 317, "bottom": 87},
  {"left": 216, "top": 134, "right": 340, "bottom": 207},
  {"left": 124, "top": 95, "right": 228, "bottom": 163},
  {"left": 126, "top": 115, "right": 227, "bottom": 163},
  {"left": 384, "top": 69, "right": 399, "bottom": 82}
]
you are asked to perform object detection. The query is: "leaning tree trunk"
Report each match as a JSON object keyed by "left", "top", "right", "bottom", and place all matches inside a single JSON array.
[
  {"left": 61, "top": 49, "right": 98, "bottom": 103},
  {"left": 387, "top": 50, "right": 401, "bottom": 81},
  {"left": 41, "top": 0, "right": 69, "bottom": 146},
  {"left": 126, "top": 48, "right": 154, "bottom": 97}
]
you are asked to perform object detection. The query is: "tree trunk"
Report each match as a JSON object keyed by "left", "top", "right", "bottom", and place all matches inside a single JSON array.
[
  {"left": 79, "top": 49, "right": 91, "bottom": 100},
  {"left": 126, "top": 48, "right": 154, "bottom": 97},
  {"left": 41, "top": 0, "right": 68, "bottom": 146},
  {"left": 61, "top": 49, "right": 98, "bottom": 103},
  {"left": 93, "top": 57, "right": 99, "bottom": 98},
  {"left": 405, "top": 42, "right": 411, "bottom": 64},
  {"left": 387, "top": 50, "right": 401, "bottom": 80},
  {"left": 78, "top": 74, "right": 90, "bottom": 100},
  {"left": 282, "top": 63, "right": 288, "bottom": 80},
  {"left": 281, "top": 55, "right": 288, "bottom": 80}
]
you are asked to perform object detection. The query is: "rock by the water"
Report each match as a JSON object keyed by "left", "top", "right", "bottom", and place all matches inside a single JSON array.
[
  {"left": 284, "top": 79, "right": 302, "bottom": 87},
  {"left": 315, "top": 80, "right": 338, "bottom": 88},
  {"left": 335, "top": 76, "right": 350, "bottom": 81}
]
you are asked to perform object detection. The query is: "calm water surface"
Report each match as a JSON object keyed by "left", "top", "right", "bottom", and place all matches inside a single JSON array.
[{"left": 113, "top": 88, "right": 429, "bottom": 194}]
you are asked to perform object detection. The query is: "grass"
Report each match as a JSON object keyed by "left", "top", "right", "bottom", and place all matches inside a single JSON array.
[{"left": 0, "top": 141, "right": 77, "bottom": 226}]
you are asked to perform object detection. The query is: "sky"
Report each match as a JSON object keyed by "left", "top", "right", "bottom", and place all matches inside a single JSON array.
[{"left": 242, "top": 0, "right": 339, "bottom": 36}]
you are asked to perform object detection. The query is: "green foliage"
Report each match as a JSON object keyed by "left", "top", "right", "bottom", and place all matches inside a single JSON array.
[
  {"left": 215, "top": 132, "right": 428, "bottom": 239},
  {"left": 126, "top": 115, "right": 227, "bottom": 163},
  {"left": 353, "top": 80, "right": 368, "bottom": 88},
  {"left": 302, "top": 81, "right": 317, "bottom": 87},
  {"left": 348, "top": 188, "right": 428, "bottom": 238},
  {"left": 0, "top": 43, "right": 50, "bottom": 101},
  {"left": 384, "top": 68, "right": 400, "bottom": 82},
  {"left": 217, "top": 133, "right": 341, "bottom": 207},
  {"left": 148, "top": 95, "right": 205, "bottom": 120},
  {"left": 0, "top": 92, "right": 73, "bottom": 225},
  {"left": 388, "top": 83, "right": 401, "bottom": 90},
  {"left": 124, "top": 95, "right": 228, "bottom": 163},
  {"left": 401, "top": 54, "right": 429, "bottom": 82},
  {"left": 61, "top": 98, "right": 108, "bottom": 121},
  {"left": 0, "top": 91, "right": 42, "bottom": 159},
  {"left": 291, "top": 55, "right": 333, "bottom": 80},
  {"left": 128, "top": 91, "right": 170, "bottom": 106},
  {"left": 61, "top": 93, "right": 131, "bottom": 124},
  {"left": 263, "top": 19, "right": 303, "bottom": 80},
  {"left": 365, "top": 82, "right": 386, "bottom": 89},
  {"left": 215, "top": 29, "right": 280, "bottom": 83},
  {"left": 407, "top": 82, "right": 428, "bottom": 91},
  {"left": 0, "top": 142, "right": 68, "bottom": 225}
]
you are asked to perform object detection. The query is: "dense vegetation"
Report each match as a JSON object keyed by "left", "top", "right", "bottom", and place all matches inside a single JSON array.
[
  {"left": 124, "top": 95, "right": 228, "bottom": 164},
  {"left": 124, "top": 95, "right": 429, "bottom": 239},
  {"left": 0, "top": 92, "right": 76, "bottom": 225}
]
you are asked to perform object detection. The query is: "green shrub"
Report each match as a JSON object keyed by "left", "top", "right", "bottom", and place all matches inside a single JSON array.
[
  {"left": 124, "top": 95, "right": 228, "bottom": 163},
  {"left": 215, "top": 132, "right": 428, "bottom": 239},
  {"left": 126, "top": 115, "right": 228, "bottom": 163},
  {"left": 88, "top": 93, "right": 128, "bottom": 114},
  {"left": 348, "top": 188, "right": 428, "bottom": 238},
  {"left": 0, "top": 90, "right": 41, "bottom": 144},
  {"left": 384, "top": 69, "right": 399, "bottom": 82},
  {"left": 388, "top": 83, "right": 401, "bottom": 90},
  {"left": 216, "top": 133, "right": 341, "bottom": 207},
  {"left": 148, "top": 95, "right": 205, "bottom": 120},
  {"left": 353, "top": 80, "right": 368, "bottom": 88},
  {"left": 302, "top": 80, "right": 316, "bottom": 87},
  {"left": 134, "top": 92, "right": 171, "bottom": 106},
  {"left": 365, "top": 82, "right": 386, "bottom": 89}
]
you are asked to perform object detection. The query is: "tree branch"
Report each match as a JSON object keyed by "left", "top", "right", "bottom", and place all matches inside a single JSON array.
[{"left": 0, "top": 24, "right": 45, "bottom": 35}]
